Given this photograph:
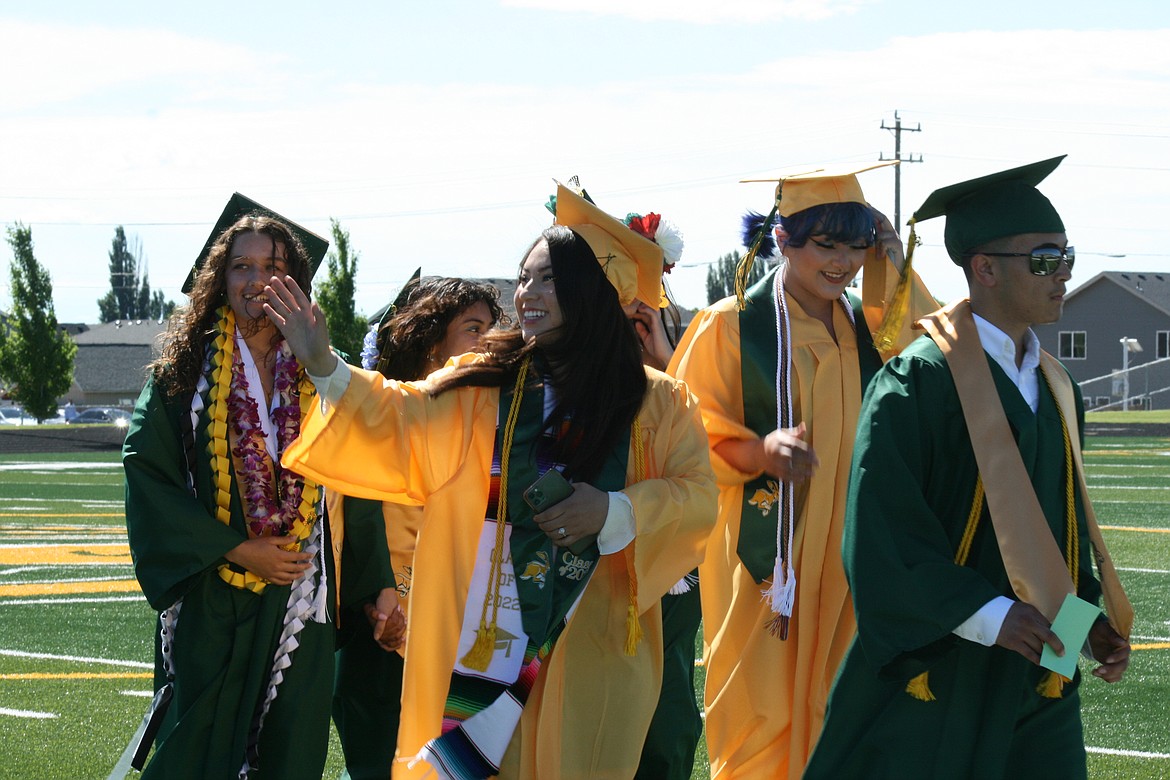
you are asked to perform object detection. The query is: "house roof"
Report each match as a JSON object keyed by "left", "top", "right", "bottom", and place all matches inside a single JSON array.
[
  {"left": 72, "top": 344, "right": 153, "bottom": 393},
  {"left": 1066, "top": 271, "right": 1170, "bottom": 318},
  {"left": 71, "top": 320, "right": 168, "bottom": 346}
]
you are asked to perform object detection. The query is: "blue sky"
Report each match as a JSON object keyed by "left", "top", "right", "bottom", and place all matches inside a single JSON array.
[{"left": 2, "top": 1, "right": 1168, "bottom": 322}]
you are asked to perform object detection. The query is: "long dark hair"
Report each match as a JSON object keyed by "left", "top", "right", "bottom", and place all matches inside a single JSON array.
[
  {"left": 431, "top": 226, "right": 647, "bottom": 481},
  {"left": 150, "top": 215, "right": 313, "bottom": 398},
  {"left": 376, "top": 277, "right": 507, "bottom": 381}
]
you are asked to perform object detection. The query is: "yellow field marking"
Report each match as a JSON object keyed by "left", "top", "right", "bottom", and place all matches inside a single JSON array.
[
  {"left": 1133, "top": 642, "right": 1170, "bottom": 651},
  {"left": 0, "top": 513, "right": 123, "bottom": 518},
  {"left": 2, "top": 526, "right": 125, "bottom": 532},
  {"left": 0, "top": 672, "right": 152, "bottom": 680},
  {"left": 0, "top": 579, "right": 141, "bottom": 597},
  {"left": 0, "top": 543, "right": 130, "bottom": 565},
  {"left": 1099, "top": 525, "right": 1170, "bottom": 534}
]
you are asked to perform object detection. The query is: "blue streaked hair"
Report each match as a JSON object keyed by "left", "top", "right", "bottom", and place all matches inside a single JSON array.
[{"left": 781, "top": 202, "right": 876, "bottom": 249}]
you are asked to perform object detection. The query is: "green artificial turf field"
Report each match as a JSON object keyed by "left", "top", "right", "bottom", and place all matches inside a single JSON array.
[{"left": 0, "top": 438, "right": 1166, "bottom": 779}]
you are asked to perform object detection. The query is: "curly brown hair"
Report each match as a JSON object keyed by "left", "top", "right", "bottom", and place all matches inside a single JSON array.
[
  {"left": 375, "top": 277, "right": 508, "bottom": 381},
  {"left": 150, "top": 215, "right": 313, "bottom": 398}
]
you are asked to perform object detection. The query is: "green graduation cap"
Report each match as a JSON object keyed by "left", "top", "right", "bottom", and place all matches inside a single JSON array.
[
  {"left": 368, "top": 267, "right": 423, "bottom": 330},
  {"left": 912, "top": 155, "right": 1067, "bottom": 264},
  {"left": 182, "top": 192, "right": 330, "bottom": 293}
]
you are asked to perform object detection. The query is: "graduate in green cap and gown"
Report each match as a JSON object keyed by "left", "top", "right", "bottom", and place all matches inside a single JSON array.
[
  {"left": 122, "top": 196, "right": 393, "bottom": 778},
  {"left": 804, "top": 157, "right": 1132, "bottom": 779}
]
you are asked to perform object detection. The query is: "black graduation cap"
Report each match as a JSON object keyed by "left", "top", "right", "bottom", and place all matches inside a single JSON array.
[
  {"left": 911, "top": 156, "right": 1067, "bottom": 264},
  {"left": 182, "top": 192, "right": 330, "bottom": 293}
]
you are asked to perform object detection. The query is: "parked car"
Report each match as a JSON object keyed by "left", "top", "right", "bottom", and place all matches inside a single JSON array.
[
  {"left": 68, "top": 407, "right": 132, "bottom": 427},
  {"left": 0, "top": 406, "right": 39, "bottom": 426}
]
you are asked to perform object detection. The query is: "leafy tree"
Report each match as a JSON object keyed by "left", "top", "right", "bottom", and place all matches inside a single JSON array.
[
  {"left": 97, "top": 226, "right": 175, "bottom": 321},
  {"left": 314, "top": 218, "right": 367, "bottom": 365},
  {"left": 0, "top": 224, "right": 77, "bottom": 421},
  {"left": 705, "top": 250, "right": 772, "bottom": 305}
]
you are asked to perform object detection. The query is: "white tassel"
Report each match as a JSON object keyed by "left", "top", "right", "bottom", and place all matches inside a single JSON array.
[{"left": 668, "top": 571, "right": 698, "bottom": 596}]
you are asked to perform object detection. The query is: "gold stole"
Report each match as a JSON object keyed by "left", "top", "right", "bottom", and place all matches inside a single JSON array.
[{"left": 920, "top": 300, "right": 1132, "bottom": 637}]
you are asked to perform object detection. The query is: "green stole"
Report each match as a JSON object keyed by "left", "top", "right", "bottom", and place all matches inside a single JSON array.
[
  {"left": 499, "top": 376, "right": 630, "bottom": 648},
  {"left": 737, "top": 267, "right": 883, "bottom": 585}
]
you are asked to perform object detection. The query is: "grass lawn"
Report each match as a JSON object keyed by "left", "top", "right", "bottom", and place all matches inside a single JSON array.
[{"left": 0, "top": 437, "right": 1166, "bottom": 779}]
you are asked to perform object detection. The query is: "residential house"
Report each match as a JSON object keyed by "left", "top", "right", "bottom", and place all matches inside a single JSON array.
[{"left": 1034, "top": 271, "right": 1170, "bottom": 410}]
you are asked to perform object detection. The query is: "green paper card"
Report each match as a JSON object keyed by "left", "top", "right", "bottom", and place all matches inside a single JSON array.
[{"left": 1040, "top": 593, "right": 1102, "bottom": 677}]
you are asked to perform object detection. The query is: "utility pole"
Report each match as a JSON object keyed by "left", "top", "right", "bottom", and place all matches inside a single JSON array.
[{"left": 879, "top": 111, "right": 922, "bottom": 227}]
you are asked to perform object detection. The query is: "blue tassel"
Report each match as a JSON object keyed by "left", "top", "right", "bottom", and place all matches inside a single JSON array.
[{"left": 741, "top": 211, "right": 777, "bottom": 259}]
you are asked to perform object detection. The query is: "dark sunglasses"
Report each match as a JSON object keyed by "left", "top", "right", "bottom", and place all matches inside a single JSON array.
[{"left": 975, "top": 245, "right": 1075, "bottom": 276}]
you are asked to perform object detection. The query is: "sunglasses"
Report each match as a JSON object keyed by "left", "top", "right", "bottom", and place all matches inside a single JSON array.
[{"left": 975, "top": 245, "right": 1075, "bottom": 276}]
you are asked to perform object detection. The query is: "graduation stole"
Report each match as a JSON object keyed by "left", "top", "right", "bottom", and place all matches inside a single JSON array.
[
  {"left": 420, "top": 361, "right": 632, "bottom": 779},
  {"left": 738, "top": 267, "right": 882, "bottom": 638}
]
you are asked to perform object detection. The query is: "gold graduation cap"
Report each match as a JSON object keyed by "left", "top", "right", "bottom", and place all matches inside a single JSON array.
[
  {"left": 552, "top": 182, "right": 666, "bottom": 308},
  {"left": 911, "top": 155, "right": 1066, "bottom": 264},
  {"left": 182, "top": 192, "right": 330, "bottom": 293},
  {"left": 735, "top": 161, "right": 897, "bottom": 307}
]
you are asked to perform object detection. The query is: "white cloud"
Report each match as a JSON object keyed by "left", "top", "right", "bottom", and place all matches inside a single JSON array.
[{"left": 499, "top": 0, "right": 871, "bottom": 23}]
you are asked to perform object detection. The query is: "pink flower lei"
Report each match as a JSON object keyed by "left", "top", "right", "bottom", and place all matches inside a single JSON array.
[{"left": 227, "top": 338, "right": 305, "bottom": 537}]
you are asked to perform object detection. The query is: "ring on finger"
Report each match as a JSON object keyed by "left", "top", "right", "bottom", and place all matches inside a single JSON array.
[{"left": 557, "top": 527, "right": 567, "bottom": 538}]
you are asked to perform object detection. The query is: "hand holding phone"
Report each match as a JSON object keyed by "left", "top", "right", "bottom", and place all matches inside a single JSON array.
[{"left": 523, "top": 469, "right": 597, "bottom": 555}]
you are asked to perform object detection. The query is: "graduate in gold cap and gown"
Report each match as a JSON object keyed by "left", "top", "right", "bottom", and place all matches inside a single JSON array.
[
  {"left": 330, "top": 275, "right": 507, "bottom": 780},
  {"left": 121, "top": 196, "right": 387, "bottom": 779},
  {"left": 263, "top": 184, "right": 717, "bottom": 780},
  {"left": 667, "top": 162, "right": 937, "bottom": 779},
  {"left": 804, "top": 157, "right": 1132, "bottom": 779}
]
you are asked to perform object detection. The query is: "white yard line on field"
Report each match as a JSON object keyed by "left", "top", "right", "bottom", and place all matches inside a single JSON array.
[
  {"left": 0, "top": 648, "right": 151, "bottom": 669},
  {"left": 1086, "top": 746, "right": 1170, "bottom": 760},
  {"left": 0, "top": 707, "right": 57, "bottom": 719},
  {"left": 0, "top": 595, "right": 143, "bottom": 606}
]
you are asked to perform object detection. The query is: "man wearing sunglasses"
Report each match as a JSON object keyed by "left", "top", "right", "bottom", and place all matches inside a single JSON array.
[{"left": 806, "top": 156, "right": 1132, "bottom": 779}]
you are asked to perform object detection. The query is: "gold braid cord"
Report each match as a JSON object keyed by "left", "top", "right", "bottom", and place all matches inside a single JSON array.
[
  {"left": 905, "top": 396, "right": 1079, "bottom": 702},
  {"left": 206, "top": 305, "right": 319, "bottom": 594},
  {"left": 461, "top": 355, "right": 533, "bottom": 672}
]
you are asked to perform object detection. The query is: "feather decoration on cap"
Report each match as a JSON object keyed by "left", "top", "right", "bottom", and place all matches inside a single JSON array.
[{"left": 740, "top": 211, "right": 778, "bottom": 260}]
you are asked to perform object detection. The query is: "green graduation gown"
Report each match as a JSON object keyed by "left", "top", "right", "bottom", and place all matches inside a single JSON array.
[
  {"left": 803, "top": 336, "right": 1102, "bottom": 780},
  {"left": 123, "top": 375, "right": 339, "bottom": 780}
]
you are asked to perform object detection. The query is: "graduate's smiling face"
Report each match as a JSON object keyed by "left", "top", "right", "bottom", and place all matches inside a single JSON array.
[
  {"left": 225, "top": 231, "right": 289, "bottom": 327},
  {"left": 515, "top": 239, "right": 564, "bottom": 345},
  {"left": 780, "top": 229, "right": 867, "bottom": 312}
]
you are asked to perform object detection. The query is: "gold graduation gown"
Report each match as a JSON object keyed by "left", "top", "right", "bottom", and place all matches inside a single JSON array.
[
  {"left": 282, "top": 363, "right": 717, "bottom": 780},
  {"left": 668, "top": 271, "right": 933, "bottom": 779}
]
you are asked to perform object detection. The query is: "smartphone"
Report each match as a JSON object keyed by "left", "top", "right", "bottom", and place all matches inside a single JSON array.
[
  {"left": 523, "top": 469, "right": 596, "bottom": 555},
  {"left": 523, "top": 468, "right": 574, "bottom": 513}
]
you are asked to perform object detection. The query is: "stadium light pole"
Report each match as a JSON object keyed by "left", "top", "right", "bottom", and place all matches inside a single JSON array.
[{"left": 1120, "top": 337, "right": 1142, "bottom": 410}]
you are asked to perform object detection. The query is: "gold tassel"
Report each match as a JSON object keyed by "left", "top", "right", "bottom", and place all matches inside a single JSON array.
[
  {"left": 1036, "top": 670, "right": 1067, "bottom": 699},
  {"left": 735, "top": 183, "right": 783, "bottom": 310},
  {"left": 461, "top": 622, "right": 497, "bottom": 672},
  {"left": 624, "top": 543, "right": 643, "bottom": 655},
  {"left": 872, "top": 218, "right": 918, "bottom": 352},
  {"left": 905, "top": 671, "right": 936, "bottom": 702}
]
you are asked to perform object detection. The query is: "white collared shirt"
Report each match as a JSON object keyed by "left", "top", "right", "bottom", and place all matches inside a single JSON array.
[{"left": 952, "top": 315, "right": 1043, "bottom": 646}]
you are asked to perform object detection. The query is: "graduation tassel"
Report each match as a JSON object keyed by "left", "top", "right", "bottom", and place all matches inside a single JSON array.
[
  {"left": 904, "top": 672, "right": 936, "bottom": 702},
  {"left": 735, "top": 182, "right": 783, "bottom": 310},
  {"left": 872, "top": 217, "right": 919, "bottom": 353},
  {"left": 1036, "top": 670, "right": 1068, "bottom": 699},
  {"left": 462, "top": 621, "right": 498, "bottom": 672}
]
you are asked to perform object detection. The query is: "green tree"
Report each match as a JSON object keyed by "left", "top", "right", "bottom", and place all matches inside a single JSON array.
[
  {"left": 705, "top": 250, "right": 773, "bottom": 305},
  {"left": 314, "top": 218, "right": 367, "bottom": 365},
  {"left": 97, "top": 226, "right": 175, "bottom": 321},
  {"left": 0, "top": 224, "right": 77, "bottom": 421}
]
